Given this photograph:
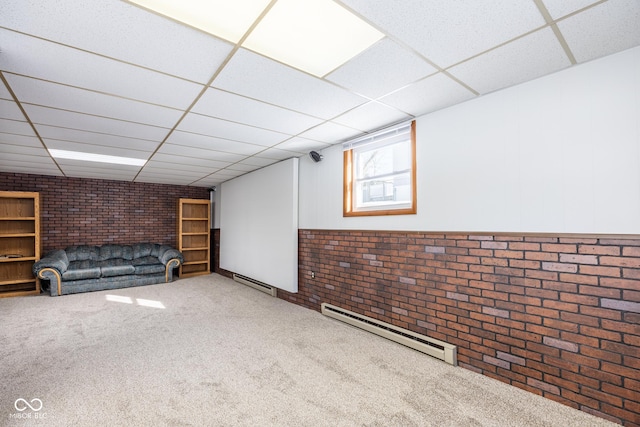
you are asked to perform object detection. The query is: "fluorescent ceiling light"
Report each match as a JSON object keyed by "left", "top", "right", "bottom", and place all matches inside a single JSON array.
[
  {"left": 49, "top": 149, "right": 147, "bottom": 166},
  {"left": 127, "top": 0, "right": 384, "bottom": 77},
  {"left": 243, "top": 0, "right": 384, "bottom": 77},
  {"left": 126, "top": 0, "right": 272, "bottom": 43}
]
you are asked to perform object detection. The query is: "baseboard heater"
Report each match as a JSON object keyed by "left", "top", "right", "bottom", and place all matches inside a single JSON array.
[
  {"left": 233, "top": 274, "right": 277, "bottom": 297},
  {"left": 321, "top": 303, "right": 457, "bottom": 366}
]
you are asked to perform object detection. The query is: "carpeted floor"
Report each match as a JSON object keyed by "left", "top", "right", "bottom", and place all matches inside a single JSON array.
[{"left": 0, "top": 274, "right": 617, "bottom": 426}]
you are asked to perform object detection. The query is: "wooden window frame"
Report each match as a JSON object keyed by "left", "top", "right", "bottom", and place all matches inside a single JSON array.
[{"left": 343, "top": 120, "right": 417, "bottom": 217}]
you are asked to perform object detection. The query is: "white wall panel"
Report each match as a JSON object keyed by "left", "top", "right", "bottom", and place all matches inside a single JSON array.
[
  {"left": 220, "top": 158, "right": 298, "bottom": 292},
  {"left": 299, "top": 46, "right": 640, "bottom": 234}
]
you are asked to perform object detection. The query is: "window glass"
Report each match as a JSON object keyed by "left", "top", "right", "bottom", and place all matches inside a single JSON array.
[{"left": 344, "top": 121, "right": 416, "bottom": 216}]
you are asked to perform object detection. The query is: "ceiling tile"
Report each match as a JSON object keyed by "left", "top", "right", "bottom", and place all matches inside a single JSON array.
[
  {"left": 191, "top": 88, "right": 323, "bottom": 135},
  {"left": 326, "top": 38, "right": 437, "bottom": 99},
  {"left": 37, "top": 126, "right": 160, "bottom": 152},
  {"left": 339, "top": 0, "right": 546, "bottom": 68},
  {"left": 542, "top": 0, "right": 602, "bottom": 19},
  {"left": 6, "top": 75, "right": 184, "bottom": 128},
  {"left": 0, "top": 30, "right": 205, "bottom": 109},
  {"left": 225, "top": 163, "right": 261, "bottom": 172},
  {"left": 0, "top": 151, "right": 57, "bottom": 165},
  {"left": 0, "top": 98, "right": 25, "bottom": 121},
  {"left": 251, "top": 147, "right": 299, "bottom": 161},
  {"left": 379, "top": 73, "right": 476, "bottom": 117},
  {"left": 0, "top": 162, "right": 62, "bottom": 175},
  {"left": 298, "top": 121, "right": 363, "bottom": 144},
  {"left": 149, "top": 153, "right": 232, "bottom": 170},
  {"left": 273, "top": 137, "right": 330, "bottom": 154},
  {"left": 333, "top": 101, "right": 411, "bottom": 132},
  {"left": 56, "top": 160, "right": 141, "bottom": 176},
  {"left": 0, "top": 134, "right": 42, "bottom": 147},
  {"left": 0, "top": 82, "right": 12, "bottom": 99},
  {"left": 237, "top": 156, "right": 281, "bottom": 168},
  {"left": 0, "top": 118, "right": 37, "bottom": 137},
  {"left": 167, "top": 131, "right": 264, "bottom": 156},
  {"left": 155, "top": 143, "right": 246, "bottom": 163},
  {"left": 448, "top": 28, "right": 572, "bottom": 95},
  {"left": 23, "top": 105, "right": 169, "bottom": 141},
  {"left": 177, "top": 112, "right": 290, "bottom": 146},
  {"left": 0, "top": 142, "right": 49, "bottom": 156},
  {"left": 143, "top": 160, "right": 217, "bottom": 175},
  {"left": 557, "top": 0, "right": 640, "bottom": 63},
  {"left": 135, "top": 174, "right": 200, "bottom": 186},
  {"left": 212, "top": 48, "right": 367, "bottom": 119},
  {"left": 0, "top": 0, "right": 233, "bottom": 83}
]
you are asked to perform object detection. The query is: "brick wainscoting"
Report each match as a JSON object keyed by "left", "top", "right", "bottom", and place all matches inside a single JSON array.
[
  {"left": 0, "top": 172, "right": 208, "bottom": 252},
  {"left": 265, "top": 230, "right": 639, "bottom": 426}
]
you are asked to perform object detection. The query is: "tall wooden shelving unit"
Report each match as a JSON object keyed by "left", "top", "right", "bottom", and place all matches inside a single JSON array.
[
  {"left": 177, "top": 198, "right": 210, "bottom": 278},
  {"left": 0, "top": 191, "right": 40, "bottom": 297}
]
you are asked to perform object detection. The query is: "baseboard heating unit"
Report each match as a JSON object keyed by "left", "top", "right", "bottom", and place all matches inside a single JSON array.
[
  {"left": 321, "top": 303, "right": 457, "bottom": 366},
  {"left": 233, "top": 274, "right": 277, "bottom": 297}
]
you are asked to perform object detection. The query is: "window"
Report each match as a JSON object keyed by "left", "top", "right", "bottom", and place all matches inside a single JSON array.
[{"left": 343, "top": 121, "right": 416, "bottom": 216}]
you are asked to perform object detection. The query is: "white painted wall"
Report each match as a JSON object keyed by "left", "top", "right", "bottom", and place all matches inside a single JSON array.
[
  {"left": 220, "top": 158, "right": 298, "bottom": 292},
  {"left": 299, "top": 46, "right": 640, "bottom": 234}
]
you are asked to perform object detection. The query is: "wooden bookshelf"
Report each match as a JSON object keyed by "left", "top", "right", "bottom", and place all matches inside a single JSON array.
[
  {"left": 0, "top": 191, "right": 40, "bottom": 297},
  {"left": 177, "top": 198, "right": 210, "bottom": 278}
]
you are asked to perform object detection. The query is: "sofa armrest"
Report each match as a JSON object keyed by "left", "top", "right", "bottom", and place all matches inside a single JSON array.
[
  {"left": 33, "top": 250, "right": 69, "bottom": 297},
  {"left": 33, "top": 250, "right": 69, "bottom": 276},
  {"left": 158, "top": 247, "right": 184, "bottom": 265}
]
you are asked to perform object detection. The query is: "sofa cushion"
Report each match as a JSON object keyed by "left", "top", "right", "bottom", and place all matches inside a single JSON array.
[
  {"left": 133, "top": 243, "right": 155, "bottom": 259},
  {"left": 62, "top": 260, "right": 101, "bottom": 281},
  {"left": 132, "top": 255, "right": 164, "bottom": 275},
  {"left": 65, "top": 245, "right": 100, "bottom": 262},
  {"left": 134, "top": 264, "right": 165, "bottom": 275},
  {"left": 99, "top": 245, "right": 133, "bottom": 261},
  {"left": 99, "top": 259, "right": 136, "bottom": 277}
]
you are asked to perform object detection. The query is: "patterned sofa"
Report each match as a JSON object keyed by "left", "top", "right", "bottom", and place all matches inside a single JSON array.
[{"left": 33, "top": 243, "right": 183, "bottom": 296}]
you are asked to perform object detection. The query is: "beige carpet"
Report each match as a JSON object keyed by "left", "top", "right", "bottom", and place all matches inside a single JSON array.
[{"left": 0, "top": 274, "right": 616, "bottom": 426}]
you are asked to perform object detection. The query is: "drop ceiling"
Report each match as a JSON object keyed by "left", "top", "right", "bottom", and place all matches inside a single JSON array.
[{"left": 1, "top": 0, "right": 639, "bottom": 187}]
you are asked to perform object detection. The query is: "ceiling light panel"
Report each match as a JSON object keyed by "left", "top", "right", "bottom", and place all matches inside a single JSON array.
[
  {"left": 126, "top": 0, "right": 271, "bottom": 43},
  {"left": 44, "top": 140, "right": 153, "bottom": 159},
  {"left": 243, "top": 0, "right": 384, "bottom": 77},
  {"left": 49, "top": 149, "right": 147, "bottom": 166}
]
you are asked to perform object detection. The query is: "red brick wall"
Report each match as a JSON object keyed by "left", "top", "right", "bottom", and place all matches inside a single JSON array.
[
  {"left": 270, "top": 230, "right": 639, "bottom": 426},
  {"left": 0, "top": 172, "right": 208, "bottom": 252}
]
